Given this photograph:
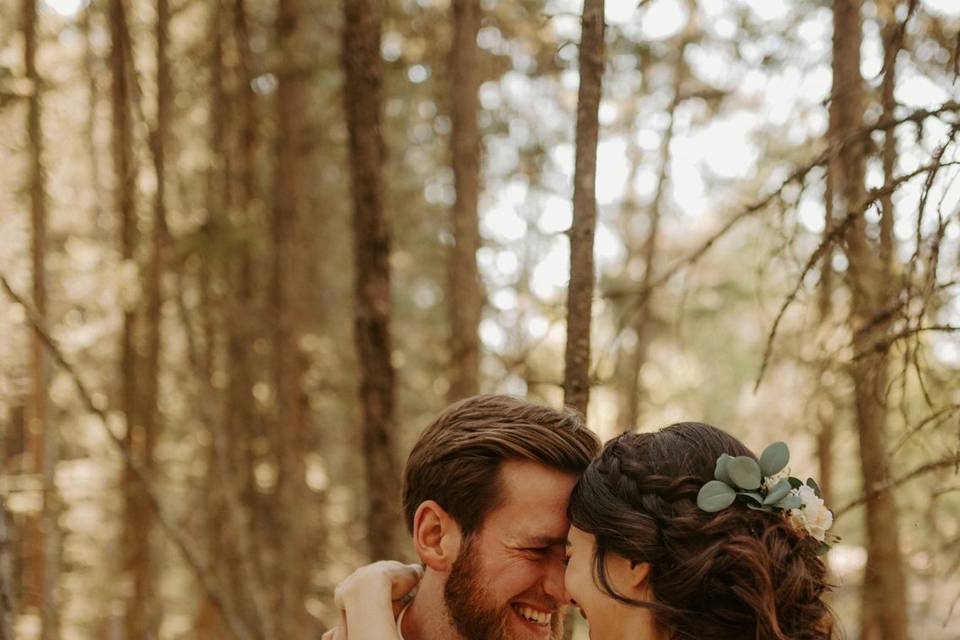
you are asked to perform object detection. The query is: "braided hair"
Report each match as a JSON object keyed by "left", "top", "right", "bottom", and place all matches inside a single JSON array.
[{"left": 568, "top": 423, "right": 835, "bottom": 640}]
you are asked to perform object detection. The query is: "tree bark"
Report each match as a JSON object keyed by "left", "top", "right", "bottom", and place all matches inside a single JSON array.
[
  {"left": 620, "top": 31, "right": 688, "bottom": 432},
  {"left": 879, "top": 0, "right": 900, "bottom": 275},
  {"left": 563, "top": 0, "right": 605, "bottom": 416},
  {"left": 817, "top": 109, "right": 837, "bottom": 520},
  {"left": 23, "top": 0, "right": 57, "bottom": 634},
  {"left": 130, "top": 0, "right": 171, "bottom": 632},
  {"left": 830, "top": 2, "right": 909, "bottom": 639},
  {"left": 0, "top": 497, "right": 13, "bottom": 640},
  {"left": 272, "top": 0, "right": 313, "bottom": 631},
  {"left": 221, "top": 0, "right": 275, "bottom": 635},
  {"left": 81, "top": 1, "right": 103, "bottom": 225},
  {"left": 446, "top": 0, "right": 483, "bottom": 403},
  {"left": 108, "top": 0, "right": 145, "bottom": 635},
  {"left": 342, "top": 0, "right": 406, "bottom": 561}
]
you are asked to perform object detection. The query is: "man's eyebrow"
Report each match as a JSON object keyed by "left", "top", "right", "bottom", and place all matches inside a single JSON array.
[{"left": 516, "top": 535, "right": 567, "bottom": 547}]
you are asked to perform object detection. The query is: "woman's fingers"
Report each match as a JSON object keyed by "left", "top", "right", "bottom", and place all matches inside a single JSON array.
[
  {"left": 334, "top": 560, "right": 424, "bottom": 610},
  {"left": 388, "top": 563, "right": 424, "bottom": 601}
]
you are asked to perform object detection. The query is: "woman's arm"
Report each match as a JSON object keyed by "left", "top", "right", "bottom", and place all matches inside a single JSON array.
[{"left": 327, "top": 561, "right": 422, "bottom": 640}]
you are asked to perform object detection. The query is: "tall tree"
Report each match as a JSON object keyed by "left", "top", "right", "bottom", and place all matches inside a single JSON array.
[
  {"left": 447, "top": 0, "right": 483, "bottom": 403},
  {"left": 23, "top": 0, "right": 57, "bottom": 634},
  {"left": 272, "top": 0, "right": 314, "bottom": 629},
  {"left": 619, "top": 19, "right": 691, "bottom": 432},
  {"left": 816, "top": 168, "right": 836, "bottom": 513},
  {"left": 830, "top": 1, "right": 909, "bottom": 638},
  {"left": 342, "top": 0, "right": 406, "bottom": 560},
  {"left": 107, "top": 0, "right": 146, "bottom": 634},
  {"left": 130, "top": 0, "right": 172, "bottom": 632},
  {"left": 563, "top": 0, "right": 605, "bottom": 415},
  {"left": 0, "top": 499, "right": 12, "bottom": 640}
]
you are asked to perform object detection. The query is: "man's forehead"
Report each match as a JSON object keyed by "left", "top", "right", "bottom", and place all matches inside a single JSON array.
[{"left": 508, "top": 532, "right": 568, "bottom": 547}]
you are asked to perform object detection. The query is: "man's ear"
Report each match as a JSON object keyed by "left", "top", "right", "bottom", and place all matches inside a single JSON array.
[{"left": 412, "top": 500, "right": 462, "bottom": 572}]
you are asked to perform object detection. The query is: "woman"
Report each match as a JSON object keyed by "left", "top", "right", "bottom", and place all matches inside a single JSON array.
[{"left": 333, "top": 422, "right": 836, "bottom": 639}]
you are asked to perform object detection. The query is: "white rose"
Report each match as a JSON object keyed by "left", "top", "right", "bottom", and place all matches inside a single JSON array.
[{"left": 788, "top": 485, "right": 834, "bottom": 542}]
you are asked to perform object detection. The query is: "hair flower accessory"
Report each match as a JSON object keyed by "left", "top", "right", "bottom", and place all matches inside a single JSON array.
[{"left": 696, "top": 441, "right": 838, "bottom": 554}]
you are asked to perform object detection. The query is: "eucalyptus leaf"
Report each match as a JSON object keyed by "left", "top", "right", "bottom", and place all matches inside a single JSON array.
[
  {"left": 759, "top": 441, "right": 790, "bottom": 477},
  {"left": 737, "top": 491, "right": 764, "bottom": 505},
  {"left": 697, "top": 480, "right": 736, "bottom": 512},
  {"left": 746, "top": 503, "right": 771, "bottom": 512},
  {"left": 806, "top": 477, "right": 823, "bottom": 499},
  {"left": 814, "top": 542, "right": 831, "bottom": 556},
  {"left": 788, "top": 476, "right": 803, "bottom": 490},
  {"left": 763, "top": 478, "right": 792, "bottom": 505},
  {"left": 777, "top": 495, "right": 803, "bottom": 510},
  {"left": 714, "top": 453, "right": 733, "bottom": 484},
  {"left": 726, "top": 456, "right": 762, "bottom": 490}
]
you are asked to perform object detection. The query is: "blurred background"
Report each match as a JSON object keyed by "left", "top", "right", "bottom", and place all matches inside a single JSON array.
[{"left": 1, "top": 0, "right": 959, "bottom": 638}]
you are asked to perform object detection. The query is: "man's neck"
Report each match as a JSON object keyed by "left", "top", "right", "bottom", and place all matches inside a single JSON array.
[{"left": 400, "top": 571, "right": 463, "bottom": 640}]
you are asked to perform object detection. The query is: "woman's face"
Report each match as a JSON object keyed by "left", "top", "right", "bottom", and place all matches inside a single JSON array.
[{"left": 564, "top": 526, "right": 658, "bottom": 640}]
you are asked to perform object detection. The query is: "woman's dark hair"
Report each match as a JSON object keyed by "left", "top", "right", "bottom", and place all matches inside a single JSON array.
[{"left": 568, "top": 423, "right": 835, "bottom": 640}]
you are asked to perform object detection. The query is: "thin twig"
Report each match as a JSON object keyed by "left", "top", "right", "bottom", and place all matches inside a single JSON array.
[
  {"left": 754, "top": 159, "right": 960, "bottom": 391},
  {"left": 834, "top": 452, "right": 960, "bottom": 520},
  {"left": 852, "top": 325, "right": 960, "bottom": 360}
]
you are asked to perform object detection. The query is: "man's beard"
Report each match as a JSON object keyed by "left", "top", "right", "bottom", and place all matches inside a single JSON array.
[{"left": 443, "top": 536, "right": 563, "bottom": 640}]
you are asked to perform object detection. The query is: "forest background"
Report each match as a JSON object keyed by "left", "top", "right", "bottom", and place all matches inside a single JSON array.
[{"left": 0, "top": 0, "right": 959, "bottom": 638}]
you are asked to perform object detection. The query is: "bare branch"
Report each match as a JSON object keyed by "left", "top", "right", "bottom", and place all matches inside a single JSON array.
[
  {"left": 891, "top": 403, "right": 960, "bottom": 455},
  {"left": 754, "top": 159, "right": 960, "bottom": 391},
  {"left": 852, "top": 324, "right": 960, "bottom": 360},
  {"left": 834, "top": 451, "right": 960, "bottom": 520},
  {"left": 595, "top": 102, "right": 960, "bottom": 378}
]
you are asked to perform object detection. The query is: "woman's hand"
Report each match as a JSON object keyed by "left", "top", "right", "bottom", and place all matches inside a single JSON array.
[
  {"left": 323, "top": 561, "right": 423, "bottom": 640},
  {"left": 334, "top": 560, "right": 424, "bottom": 612}
]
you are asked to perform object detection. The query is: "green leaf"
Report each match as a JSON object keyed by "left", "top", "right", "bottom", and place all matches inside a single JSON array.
[
  {"left": 714, "top": 454, "right": 733, "bottom": 484},
  {"left": 697, "top": 481, "right": 736, "bottom": 512},
  {"left": 746, "top": 503, "right": 772, "bottom": 512},
  {"left": 777, "top": 495, "right": 802, "bottom": 510},
  {"left": 814, "top": 542, "right": 831, "bottom": 556},
  {"left": 759, "top": 441, "right": 790, "bottom": 477},
  {"left": 806, "top": 478, "right": 823, "bottom": 499},
  {"left": 737, "top": 491, "right": 764, "bottom": 505},
  {"left": 788, "top": 476, "right": 803, "bottom": 490},
  {"left": 763, "top": 478, "right": 792, "bottom": 505},
  {"left": 727, "top": 456, "right": 762, "bottom": 490}
]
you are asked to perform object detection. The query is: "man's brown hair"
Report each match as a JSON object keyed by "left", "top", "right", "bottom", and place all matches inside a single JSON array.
[{"left": 402, "top": 394, "right": 601, "bottom": 535}]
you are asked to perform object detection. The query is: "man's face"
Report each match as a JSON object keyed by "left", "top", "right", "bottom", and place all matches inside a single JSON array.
[{"left": 443, "top": 459, "right": 577, "bottom": 640}]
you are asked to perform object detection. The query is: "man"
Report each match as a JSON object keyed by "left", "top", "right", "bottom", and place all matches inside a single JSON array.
[{"left": 332, "top": 394, "right": 600, "bottom": 640}]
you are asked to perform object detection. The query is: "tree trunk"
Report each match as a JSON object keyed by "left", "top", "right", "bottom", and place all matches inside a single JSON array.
[
  {"left": 815, "top": 168, "right": 835, "bottom": 564},
  {"left": 562, "top": 0, "right": 605, "bottom": 416},
  {"left": 620, "top": 31, "right": 688, "bottom": 432},
  {"left": 879, "top": 0, "right": 899, "bottom": 275},
  {"left": 81, "top": 1, "right": 103, "bottom": 225},
  {"left": 342, "top": 0, "right": 406, "bottom": 560},
  {"left": 130, "top": 0, "right": 171, "bottom": 632},
  {"left": 446, "top": 0, "right": 483, "bottom": 403},
  {"left": 0, "top": 497, "right": 13, "bottom": 640},
  {"left": 23, "top": 0, "right": 57, "bottom": 634},
  {"left": 108, "top": 0, "right": 145, "bottom": 634},
  {"left": 273, "top": 0, "right": 313, "bottom": 631},
  {"left": 222, "top": 0, "right": 275, "bottom": 635},
  {"left": 830, "top": 2, "right": 909, "bottom": 639}
]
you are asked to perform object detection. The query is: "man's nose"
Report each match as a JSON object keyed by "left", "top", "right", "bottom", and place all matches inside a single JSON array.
[{"left": 543, "top": 557, "right": 570, "bottom": 605}]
